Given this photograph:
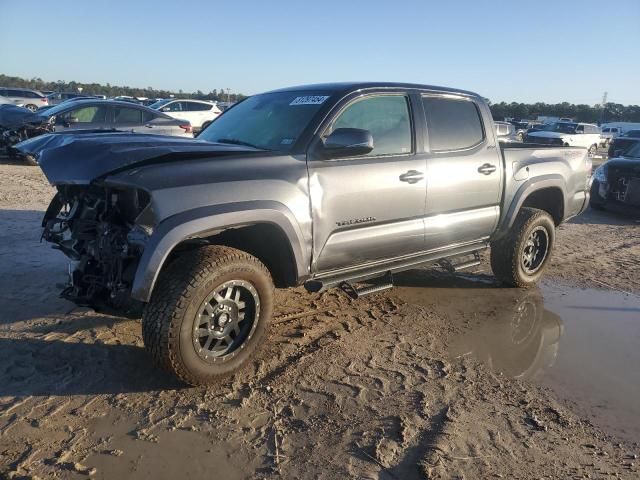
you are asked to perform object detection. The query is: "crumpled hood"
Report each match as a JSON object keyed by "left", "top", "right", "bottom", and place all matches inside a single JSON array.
[
  {"left": 15, "top": 132, "right": 261, "bottom": 185},
  {"left": 0, "top": 104, "right": 49, "bottom": 129}
]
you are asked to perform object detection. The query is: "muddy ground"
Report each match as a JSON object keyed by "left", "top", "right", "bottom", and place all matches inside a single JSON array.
[{"left": 0, "top": 160, "right": 639, "bottom": 479}]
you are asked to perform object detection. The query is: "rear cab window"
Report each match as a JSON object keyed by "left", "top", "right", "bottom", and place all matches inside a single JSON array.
[{"left": 422, "top": 95, "right": 485, "bottom": 151}]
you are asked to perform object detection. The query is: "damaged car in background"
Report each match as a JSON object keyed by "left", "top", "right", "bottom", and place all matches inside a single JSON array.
[
  {"left": 0, "top": 104, "right": 55, "bottom": 164},
  {"left": 27, "top": 82, "right": 592, "bottom": 385},
  {"left": 591, "top": 141, "right": 640, "bottom": 215},
  {"left": 4, "top": 100, "right": 194, "bottom": 165}
]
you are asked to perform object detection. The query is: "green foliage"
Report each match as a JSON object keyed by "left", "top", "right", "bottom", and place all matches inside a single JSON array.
[
  {"left": 0, "top": 74, "right": 247, "bottom": 102},
  {"left": 489, "top": 101, "right": 640, "bottom": 123}
]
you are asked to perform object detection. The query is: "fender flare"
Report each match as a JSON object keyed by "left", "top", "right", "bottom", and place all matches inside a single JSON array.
[
  {"left": 131, "top": 201, "right": 309, "bottom": 302},
  {"left": 495, "top": 175, "right": 567, "bottom": 239}
]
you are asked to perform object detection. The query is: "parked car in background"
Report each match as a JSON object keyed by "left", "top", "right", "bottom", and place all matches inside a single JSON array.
[
  {"left": 0, "top": 87, "right": 48, "bottom": 111},
  {"left": 607, "top": 131, "right": 640, "bottom": 158},
  {"left": 149, "top": 98, "right": 221, "bottom": 131},
  {"left": 600, "top": 126, "right": 622, "bottom": 147},
  {"left": 47, "top": 92, "right": 95, "bottom": 105},
  {"left": 512, "top": 121, "right": 542, "bottom": 141},
  {"left": 591, "top": 141, "right": 640, "bottom": 215},
  {"left": 0, "top": 95, "right": 16, "bottom": 106},
  {"left": 526, "top": 122, "right": 601, "bottom": 155},
  {"left": 494, "top": 121, "right": 520, "bottom": 142},
  {"left": 39, "top": 99, "right": 193, "bottom": 137}
]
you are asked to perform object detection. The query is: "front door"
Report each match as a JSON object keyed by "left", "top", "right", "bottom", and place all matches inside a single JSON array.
[
  {"left": 308, "top": 92, "right": 427, "bottom": 273},
  {"left": 420, "top": 94, "right": 503, "bottom": 250},
  {"left": 55, "top": 104, "right": 109, "bottom": 131}
]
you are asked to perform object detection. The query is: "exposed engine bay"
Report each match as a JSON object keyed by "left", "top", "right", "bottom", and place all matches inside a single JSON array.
[
  {"left": 609, "top": 166, "right": 640, "bottom": 207},
  {"left": 42, "top": 185, "right": 153, "bottom": 313}
]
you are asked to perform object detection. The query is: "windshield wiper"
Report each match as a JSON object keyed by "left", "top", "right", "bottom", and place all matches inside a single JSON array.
[{"left": 216, "top": 138, "right": 270, "bottom": 150}]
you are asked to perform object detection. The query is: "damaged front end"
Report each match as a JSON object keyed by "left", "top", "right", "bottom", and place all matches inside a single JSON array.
[{"left": 42, "top": 184, "right": 154, "bottom": 314}]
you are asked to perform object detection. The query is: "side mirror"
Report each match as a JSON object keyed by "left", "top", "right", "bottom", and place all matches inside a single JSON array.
[{"left": 320, "top": 128, "right": 374, "bottom": 158}]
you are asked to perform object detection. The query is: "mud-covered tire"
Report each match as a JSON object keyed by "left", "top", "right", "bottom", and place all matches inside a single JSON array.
[
  {"left": 142, "top": 245, "right": 274, "bottom": 386},
  {"left": 490, "top": 208, "right": 555, "bottom": 288}
]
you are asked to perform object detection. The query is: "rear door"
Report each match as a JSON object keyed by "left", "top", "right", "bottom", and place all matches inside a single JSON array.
[
  {"left": 308, "top": 91, "right": 427, "bottom": 273},
  {"left": 110, "top": 105, "right": 145, "bottom": 131},
  {"left": 420, "top": 94, "right": 502, "bottom": 250}
]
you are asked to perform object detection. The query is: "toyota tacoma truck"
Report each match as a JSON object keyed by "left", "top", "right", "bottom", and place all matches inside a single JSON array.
[{"left": 25, "top": 82, "right": 592, "bottom": 385}]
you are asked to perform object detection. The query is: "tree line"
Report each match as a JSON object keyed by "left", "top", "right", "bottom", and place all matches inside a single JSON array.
[
  {"left": 0, "top": 74, "right": 247, "bottom": 103},
  {"left": 489, "top": 101, "right": 640, "bottom": 124},
  {"left": 3, "top": 74, "right": 639, "bottom": 122}
]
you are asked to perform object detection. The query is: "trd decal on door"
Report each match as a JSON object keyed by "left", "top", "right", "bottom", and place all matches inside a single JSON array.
[{"left": 335, "top": 216, "right": 376, "bottom": 227}]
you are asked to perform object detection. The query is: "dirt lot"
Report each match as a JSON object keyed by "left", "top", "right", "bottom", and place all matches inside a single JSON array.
[{"left": 1, "top": 160, "right": 639, "bottom": 479}]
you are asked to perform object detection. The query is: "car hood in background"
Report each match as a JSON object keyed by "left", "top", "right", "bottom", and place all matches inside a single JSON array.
[
  {"left": 15, "top": 132, "right": 264, "bottom": 185},
  {"left": 0, "top": 104, "right": 48, "bottom": 128},
  {"left": 526, "top": 131, "right": 567, "bottom": 139}
]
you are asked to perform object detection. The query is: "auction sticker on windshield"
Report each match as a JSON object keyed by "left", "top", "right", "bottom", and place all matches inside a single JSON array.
[{"left": 290, "top": 96, "right": 329, "bottom": 106}]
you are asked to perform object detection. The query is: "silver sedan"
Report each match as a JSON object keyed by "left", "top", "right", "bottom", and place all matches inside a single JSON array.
[{"left": 41, "top": 99, "right": 193, "bottom": 137}]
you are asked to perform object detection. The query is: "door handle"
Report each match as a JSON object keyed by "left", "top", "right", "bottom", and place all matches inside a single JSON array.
[
  {"left": 477, "top": 163, "right": 497, "bottom": 175},
  {"left": 399, "top": 170, "right": 424, "bottom": 184}
]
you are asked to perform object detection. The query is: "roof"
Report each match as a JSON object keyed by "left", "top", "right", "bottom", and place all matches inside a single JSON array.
[{"left": 263, "top": 82, "right": 481, "bottom": 98}]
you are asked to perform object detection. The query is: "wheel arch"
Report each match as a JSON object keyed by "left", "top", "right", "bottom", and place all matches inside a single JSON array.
[
  {"left": 496, "top": 175, "right": 567, "bottom": 239},
  {"left": 131, "top": 201, "right": 310, "bottom": 302}
]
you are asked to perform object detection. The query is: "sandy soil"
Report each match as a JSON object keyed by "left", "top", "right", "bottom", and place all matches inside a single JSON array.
[{"left": 1, "top": 161, "right": 639, "bottom": 479}]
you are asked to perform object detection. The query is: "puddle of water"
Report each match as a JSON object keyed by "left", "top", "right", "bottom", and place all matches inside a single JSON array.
[{"left": 391, "top": 270, "right": 640, "bottom": 444}]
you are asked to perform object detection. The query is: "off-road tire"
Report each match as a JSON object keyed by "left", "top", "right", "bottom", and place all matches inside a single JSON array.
[
  {"left": 142, "top": 245, "right": 274, "bottom": 386},
  {"left": 490, "top": 208, "right": 555, "bottom": 288}
]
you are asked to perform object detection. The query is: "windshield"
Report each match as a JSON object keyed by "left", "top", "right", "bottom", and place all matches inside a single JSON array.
[
  {"left": 541, "top": 122, "right": 578, "bottom": 134},
  {"left": 149, "top": 99, "right": 172, "bottom": 109},
  {"left": 197, "top": 91, "right": 332, "bottom": 152},
  {"left": 36, "top": 101, "right": 88, "bottom": 117},
  {"left": 625, "top": 142, "right": 640, "bottom": 158}
]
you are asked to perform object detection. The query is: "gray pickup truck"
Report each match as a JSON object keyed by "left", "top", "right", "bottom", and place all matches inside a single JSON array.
[{"left": 31, "top": 82, "right": 591, "bottom": 385}]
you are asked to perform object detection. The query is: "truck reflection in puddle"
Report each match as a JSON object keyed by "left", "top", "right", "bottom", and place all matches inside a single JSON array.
[
  {"left": 390, "top": 270, "right": 562, "bottom": 380},
  {"left": 390, "top": 269, "right": 640, "bottom": 443}
]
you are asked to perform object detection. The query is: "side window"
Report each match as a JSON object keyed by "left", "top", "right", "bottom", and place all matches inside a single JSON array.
[
  {"left": 142, "top": 111, "right": 157, "bottom": 123},
  {"left": 113, "top": 107, "right": 142, "bottom": 123},
  {"left": 162, "top": 101, "right": 183, "bottom": 112},
  {"left": 576, "top": 125, "right": 584, "bottom": 133},
  {"left": 422, "top": 96, "right": 484, "bottom": 151},
  {"left": 328, "top": 95, "right": 412, "bottom": 156},
  {"left": 63, "top": 106, "right": 107, "bottom": 123},
  {"left": 184, "top": 102, "right": 211, "bottom": 111}
]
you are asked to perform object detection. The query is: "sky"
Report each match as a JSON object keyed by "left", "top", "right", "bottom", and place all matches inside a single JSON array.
[{"left": 1, "top": 0, "right": 639, "bottom": 105}]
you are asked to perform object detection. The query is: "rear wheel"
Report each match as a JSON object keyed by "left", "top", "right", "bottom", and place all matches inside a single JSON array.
[
  {"left": 24, "top": 104, "right": 38, "bottom": 112},
  {"left": 588, "top": 144, "right": 598, "bottom": 156},
  {"left": 490, "top": 208, "right": 555, "bottom": 287},
  {"left": 142, "top": 245, "right": 274, "bottom": 385}
]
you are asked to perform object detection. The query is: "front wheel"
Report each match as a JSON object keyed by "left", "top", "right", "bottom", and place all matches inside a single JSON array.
[
  {"left": 142, "top": 245, "right": 274, "bottom": 386},
  {"left": 588, "top": 144, "right": 598, "bottom": 156},
  {"left": 490, "top": 208, "right": 555, "bottom": 288}
]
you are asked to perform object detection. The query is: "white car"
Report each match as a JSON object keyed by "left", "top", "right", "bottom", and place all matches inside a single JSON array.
[
  {"left": 526, "top": 122, "right": 601, "bottom": 155},
  {"left": 149, "top": 99, "right": 221, "bottom": 131},
  {"left": 600, "top": 126, "right": 622, "bottom": 147}
]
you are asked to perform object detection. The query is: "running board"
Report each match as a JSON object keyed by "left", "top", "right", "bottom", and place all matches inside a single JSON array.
[
  {"left": 339, "top": 272, "right": 394, "bottom": 299},
  {"left": 438, "top": 251, "right": 481, "bottom": 273}
]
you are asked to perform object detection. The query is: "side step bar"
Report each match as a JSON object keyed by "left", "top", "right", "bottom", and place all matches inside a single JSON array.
[
  {"left": 438, "top": 251, "right": 481, "bottom": 273},
  {"left": 339, "top": 272, "right": 394, "bottom": 299}
]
